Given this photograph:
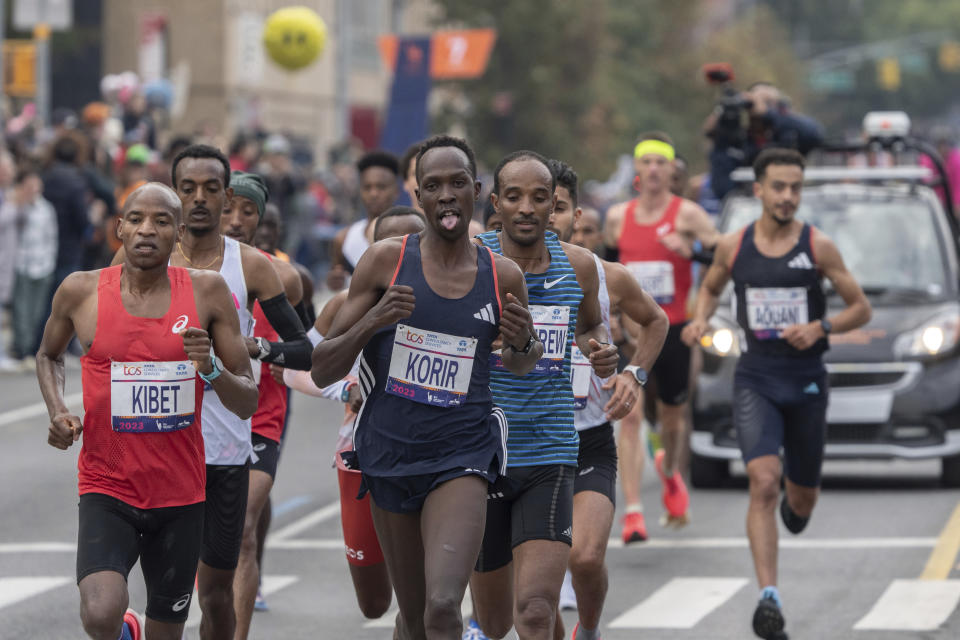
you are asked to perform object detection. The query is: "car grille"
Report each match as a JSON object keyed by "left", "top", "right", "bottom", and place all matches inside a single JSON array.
[
  {"left": 828, "top": 423, "right": 881, "bottom": 442},
  {"left": 828, "top": 371, "right": 905, "bottom": 388}
]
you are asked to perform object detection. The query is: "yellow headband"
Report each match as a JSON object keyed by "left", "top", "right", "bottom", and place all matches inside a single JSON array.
[{"left": 633, "top": 139, "right": 675, "bottom": 161}]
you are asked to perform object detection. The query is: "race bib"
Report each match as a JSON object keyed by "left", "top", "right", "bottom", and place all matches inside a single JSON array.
[
  {"left": 489, "top": 305, "right": 571, "bottom": 375},
  {"left": 626, "top": 261, "right": 675, "bottom": 303},
  {"left": 746, "top": 287, "right": 808, "bottom": 340},
  {"left": 385, "top": 324, "right": 477, "bottom": 407},
  {"left": 111, "top": 361, "right": 197, "bottom": 433},
  {"left": 570, "top": 345, "right": 592, "bottom": 409}
]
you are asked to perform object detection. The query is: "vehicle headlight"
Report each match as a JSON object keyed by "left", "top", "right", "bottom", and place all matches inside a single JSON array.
[
  {"left": 700, "top": 324, "right": 741, "bottom": 357},
  {"left": 893, "top": 310, "right": 960, "bottom": 359}
]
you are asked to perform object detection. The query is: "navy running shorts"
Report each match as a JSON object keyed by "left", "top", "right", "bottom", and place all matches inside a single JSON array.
[
  {"left": 734, "top": 361, "right": 828, "bottom": 488},
  {"left": 574, "top": 423, "right": 617, "bottom": 506},
  {"left": 650, "top": 323, "right": 691, "bottom": 406}
]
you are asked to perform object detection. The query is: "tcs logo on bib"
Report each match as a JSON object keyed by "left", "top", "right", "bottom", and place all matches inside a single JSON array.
[
  {"left": 123, "top": 365, "right": 142, "bottom": 376},
  {"left": 405, "top": 330, "right": 425, "bottom": 344}
]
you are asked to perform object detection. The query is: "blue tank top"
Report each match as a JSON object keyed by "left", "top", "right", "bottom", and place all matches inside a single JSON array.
[
  {"left": 731, "top": 222, "right": 827, "bottom": 364},
  {"left": 478, "top": 230, "right": 582, "bottom": 467},
  {"left": 354, "top": 234, "right": 504, "bottom": 477}
]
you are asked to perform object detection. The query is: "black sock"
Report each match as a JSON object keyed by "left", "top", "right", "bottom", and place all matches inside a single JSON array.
[{"left": 780, "top": 496, "right": 809, "bottom": 534}]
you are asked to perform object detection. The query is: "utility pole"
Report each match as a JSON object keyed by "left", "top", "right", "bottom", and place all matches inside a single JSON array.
[
  {"left": 334, "top": 0, "right": 350, "bottom": 142},
  {"left": 34, "top": 21, "right": 50, "bottom": 126}
]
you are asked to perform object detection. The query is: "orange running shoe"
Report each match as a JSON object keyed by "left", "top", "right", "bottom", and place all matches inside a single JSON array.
[
  {"left": 621, "top": 511, "right": 648, "bottom": 544},
  {"left": 655, "top": 450, "right": 690, "bottom": 519}
]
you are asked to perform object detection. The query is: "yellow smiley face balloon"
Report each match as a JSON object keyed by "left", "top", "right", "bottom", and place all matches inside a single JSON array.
[{"left": 263, "top": 6, "right": 327, "bottom": 71}]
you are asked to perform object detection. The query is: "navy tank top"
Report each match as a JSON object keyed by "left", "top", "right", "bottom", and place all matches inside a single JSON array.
[
  {"left": 731, "top": 222, "right": 827, "bottom": 363},
  {"left": 354, "top": 234, "right": 505, "bottom": 477}
]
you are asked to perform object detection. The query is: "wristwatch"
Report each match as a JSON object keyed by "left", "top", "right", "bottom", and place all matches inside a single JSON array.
[
  {"left": 198, "top": 356, "right": 224, "bottom": 383},
  {"left": 340, "top": 382, "right": 356, "bottom": 403},
  {"left": 622, "top": 365, "right": 648, "bottom": 387},
  {"left": 254, "top": 337, "right": 272, "bottom": 361},
  {"left": 508, "top": 334, "right": 537, "bottom": 355},
  {"left": 820, "top": 318, "right": 833, "bottom": 335}
]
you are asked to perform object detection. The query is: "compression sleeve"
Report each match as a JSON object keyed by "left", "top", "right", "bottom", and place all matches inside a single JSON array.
[
  {"left": 259, "top": 293, "right": 313, "bottom": 370},
  {"left": 604, "top": 245, "right": 620, "bottom": 262},
  {"left": 691, "top": 247, "right": 715, "bottom": 265},
  {"left": 294, "top": 299, "right": 315, "bottom": 331}
]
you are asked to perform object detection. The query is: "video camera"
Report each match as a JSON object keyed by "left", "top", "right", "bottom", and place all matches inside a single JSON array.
[{"left": 703, "top": 63, "right": 753, "bottom": 147}]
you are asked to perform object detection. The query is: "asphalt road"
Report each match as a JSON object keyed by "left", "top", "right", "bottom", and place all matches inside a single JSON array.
[{"left": 1, "top": 365, "right": 959, "bottom": 639}]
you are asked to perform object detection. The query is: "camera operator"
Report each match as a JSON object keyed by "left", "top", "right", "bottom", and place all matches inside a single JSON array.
[{"left": 705, "top": 81, "right": 824, "bottom": 200}]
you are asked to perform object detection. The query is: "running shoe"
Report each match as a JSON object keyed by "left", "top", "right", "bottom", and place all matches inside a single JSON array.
[
  {"left": 571, "top": 621, "right": 601, "bottom": 639},
  {"left": 752, "top": 590, "right": 787, "bottom": 639},
  {"left": 254, "top": 586, "right": 269, "bottom": 611},
  {"left": 462, "top": 618, "right": 489, "bottom": 640},
  {"left": 122, "top": 609, "right": 144, "bottom": 640},
  {"left": 621, "top": 511, "right": 648, "bottom": 544},
  {"left": 559, "top": 569, "right": 577, "bottom": 610},
  {"left": 654, "top": 449, "right": 690, "bottom": 520}
]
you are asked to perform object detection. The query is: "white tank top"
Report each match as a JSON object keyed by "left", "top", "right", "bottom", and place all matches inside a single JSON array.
[
  {"left": 202, "top": 236, "right": 254, "bottom": 465},
  {"left": 342, "top": 219, "right": 370, "bottom": 268},
  {"left": 574, "top": 253, "right": 614, "bottom": 432}
]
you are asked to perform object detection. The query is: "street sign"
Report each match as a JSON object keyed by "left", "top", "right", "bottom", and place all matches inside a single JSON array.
[
  {"left": 3, "top": 40, "right": 35, "bottom": 96},
  {"left": 13, "top": 0, "right": 72, "bottom": 31}
]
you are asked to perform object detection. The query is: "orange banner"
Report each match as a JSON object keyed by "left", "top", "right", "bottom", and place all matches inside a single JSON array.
[{"left": 378, "top": 28, "right": 496, "bottom": 79}]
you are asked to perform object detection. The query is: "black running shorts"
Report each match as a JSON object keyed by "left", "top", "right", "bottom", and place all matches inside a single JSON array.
[
  {"left": 574, "top": 423, "right": 618, "bottom": 505},
  {"left": 650, "top": 323, "right": 691, "bottom": 406},
  {"left": 77, "top": 493, "right": 203, "bottom": 623},
  {"left": 250, "top": 433, "right": 280, "bottom": 479},
  {"left": 201, "top": 463, "right": 249, "bottom": 570},
  {"left": 476, "top": 464, "right": 575, "bottom": 573}
]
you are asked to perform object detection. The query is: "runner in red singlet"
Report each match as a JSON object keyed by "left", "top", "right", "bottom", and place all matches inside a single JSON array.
[
  {"left": 603, "top": 131, "right": 719, "bottom": 536},
  {"left": 36, "top": 183, "right": 258, "bottom": 640}
]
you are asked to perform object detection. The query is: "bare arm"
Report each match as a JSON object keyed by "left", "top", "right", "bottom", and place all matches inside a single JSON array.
[
  {"left": 493, "top": 254, "right": 542, "bottom": 376},
  {"left": 681, "top": 231, "right": 738, "bottom": 346},
  {"left": 609, "top": 262, "right": 669, "bottom": 372},
  {"left": 566, "top": 243, "right": 618, "bottom": 378},
  {"left": 602, "top": 202, "right": 626, "bottom": 249},
  {"left": 36, "top": 273, "right": 94, "bottom": 449},
  {"left": 325, "top": 228, "right": 349, "bottom": 291},
  {"left": 273, "top": 257, "right": 304, "bottom": 306},
  {"left": 311, "top": 240, "right": 412, "bottom": 387},
  {"left": 781, "top": 229, "right": 872, "bottom": 350},
  {"left": 186, "top": 271, "right": 259, "bottom": 419}
]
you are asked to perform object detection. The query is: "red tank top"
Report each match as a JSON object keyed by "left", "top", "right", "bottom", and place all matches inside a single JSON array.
[
  {"left": 251, "top": 297, "right": 287, "bottom": 443},
  {"left": 618, "top": 196, "right": 692, "bottom": 325},
  {"left": 79, "top": 265, "right": 206, "bottom": 508}
]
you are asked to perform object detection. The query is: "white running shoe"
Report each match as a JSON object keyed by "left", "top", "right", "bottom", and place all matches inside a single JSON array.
[{"left": 560, "top": 569, "right": 578, "bottom": 610}]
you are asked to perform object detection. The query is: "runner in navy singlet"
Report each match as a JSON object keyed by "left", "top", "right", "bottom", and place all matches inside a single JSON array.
[
  {"left": 684, "top": 149, "right": 871, "bottom": 639},
  {"left": 312, "top": 136, "right": 541, "bottom": 640}
]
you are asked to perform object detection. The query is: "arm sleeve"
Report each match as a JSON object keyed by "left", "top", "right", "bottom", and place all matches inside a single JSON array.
[{"left": 259, "top": 293, "right": 313, "bottom": 370}]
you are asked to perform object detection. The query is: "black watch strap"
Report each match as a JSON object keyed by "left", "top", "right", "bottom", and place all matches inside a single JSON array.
[{"left": 509, "top": 334, "right": 537, "bottom": 355}]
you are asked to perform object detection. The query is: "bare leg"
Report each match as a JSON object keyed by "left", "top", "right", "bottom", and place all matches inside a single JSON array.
[
  {"left": 513, "top": 540, "right": 570, "bottom": 640},
  {"left": 784, "top": 479, "right": 819, "bottom": 519},
  {"left": 745, "top": 456, "right": 782, "bottom": 588},
  {"left": 617, "top": 404, "right": 646, "bottom": 510},
  {"left": 198, "top": 562, "right": 237, "bottom": 640},
  {"left": 658, "top": 402, "right": 687, "bottom": 477},
  {"left": 370, "top": 498, "right": 426, "bottom": 640},
  {"left": 233, "top": 469, "right": 274, "bottom": 639},
  {"left": 348, "top": 562, "right": 393, "bottom": 619},
  {"left": 568, "top": 491, "right": 614, "bottom": 631},
  {"left": 78, "top": 571, "right": 128, "bottom": 640}
]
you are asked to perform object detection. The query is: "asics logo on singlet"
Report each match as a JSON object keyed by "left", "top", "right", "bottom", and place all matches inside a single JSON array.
[
  {"left": 171, "top": 315, "right": 189, "bottom": 333},
  {"left": 579, "top": 466, "right": 595, "bottom": 476},
  {"left": 473, "top": 303, "right": 496, "bottom": 325},
  {"left": 253, "top": 442, "right": 267, "bottom": 452},
  {"left": 787, "top": 252, "right": 814, "bottom": 269},
  {"left": 656, "top": 223, "right": 671, "bottom": 237},
  {"left": 544, "top": 275, "right": 568, "bottom": 289},
  {"left": 172, "top": 593, "right": 191, "bottom": 612}
]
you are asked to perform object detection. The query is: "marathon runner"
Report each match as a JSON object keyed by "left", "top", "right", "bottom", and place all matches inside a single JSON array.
[
  {"left": 326, "top": 150, "right": 400, "bottom": 291},
  {"left": 37, "top": 183, "right": 258, "bottom": 640},
  {"left": 548, "top": 159, "right": 669, "bottom": 640},
  {"left": 284, "top": 206, "right": 426, "bottom": 622},
  {"left": 218, "top": 171, "right": 307, "bottom": 638},
  {"left": 472, "top": 151, "right": 619, "bottom": 640},
  {"left": 603, "top": 131, "right": 719, "bottom": 535},
  {"left": 116, "top": 145, "right": 313, "bottom": 640},
  {"left": 683, "top": 148, "right": 871, "bottom": 639},
  {"left": 312, "top": 135, "right": 539, "bottom": 639}
]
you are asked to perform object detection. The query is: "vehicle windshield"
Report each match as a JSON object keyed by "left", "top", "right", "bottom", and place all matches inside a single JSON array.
[{"left": 722, "top": 195, "right": 951, "bottom": 297}]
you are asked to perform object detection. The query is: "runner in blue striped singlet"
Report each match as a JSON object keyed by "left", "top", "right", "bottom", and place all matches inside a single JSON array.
[
  {"left": 471, "top": 150, "right": 620, "bottom": 640},
  {"left": 311, "top": 136, "right": 540, "bottom": 640},
  {"left": 549, "top": 159, "right": 670, "bottom": 640}
]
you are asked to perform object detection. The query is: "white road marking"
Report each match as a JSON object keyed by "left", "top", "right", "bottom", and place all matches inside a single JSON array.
[
  {"left": 0, "top": 576, "right": 71, "bottom": 609},
  {"left": 364, "top": 585, "right": 473, "bottom": 628},
  {"left": 608, "top": 577, "right": 748, "bottom": 629},
  {"left": 266, "top": 500, "right": 341, "bottom": 542},
  {"left": 0, "top": 542, "right": 74, "bottom": 553},
  {"left": 0, "top": 392, "right": 83, "bottom": 428},
  {"left": 185, "top": 575, "right": 300, "bottom": 628},
  {"left": 854, "top": 579, "right": 960, "bottom": 631}
]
